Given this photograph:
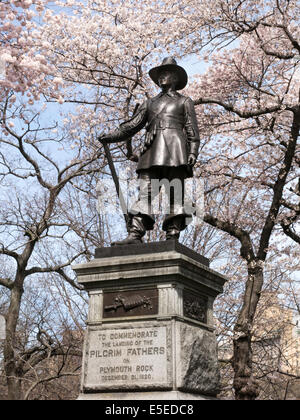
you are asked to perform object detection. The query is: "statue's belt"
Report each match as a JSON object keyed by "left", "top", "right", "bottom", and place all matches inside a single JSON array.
[{"left": 147, "top": 118, "right": 184, "bottom": 131}]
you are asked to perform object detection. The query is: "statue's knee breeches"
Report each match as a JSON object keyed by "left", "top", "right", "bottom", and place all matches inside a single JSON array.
[{"left": 129, "top": 167, "right": 192, "bottom": 232}]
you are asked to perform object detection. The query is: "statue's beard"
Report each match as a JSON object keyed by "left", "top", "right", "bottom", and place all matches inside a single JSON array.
[{"left": 159, "top": 81, "right": 176, "bottom": 90}]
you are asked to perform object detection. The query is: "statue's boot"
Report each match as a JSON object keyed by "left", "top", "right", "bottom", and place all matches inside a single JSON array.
[
  {"left": 166, "top": 228, "right": 180, "bottom": 240},
  {"left": 111, "top": 215, "right": 146, "bottom": 246},
  {"left": 164, "top": 215, "right": 184, "bottom": 241}
]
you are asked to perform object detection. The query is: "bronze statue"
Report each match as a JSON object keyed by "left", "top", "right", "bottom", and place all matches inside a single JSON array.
[{"left": 99, "top": 57, "right": 200, "bottom": 245}]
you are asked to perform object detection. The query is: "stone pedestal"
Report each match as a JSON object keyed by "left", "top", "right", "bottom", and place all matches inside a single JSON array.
[{"left": 72, "top": 241, "right": 227, "bottom": 400}]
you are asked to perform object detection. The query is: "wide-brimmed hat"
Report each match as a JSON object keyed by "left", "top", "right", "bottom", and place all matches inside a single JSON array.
[{"left": 149, "top": 57, "right": 188, "bottom": 90}]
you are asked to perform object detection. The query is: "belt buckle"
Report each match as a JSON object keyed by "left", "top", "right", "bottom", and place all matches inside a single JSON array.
[{"left": 159, "top": 120, "right": 166, "bottom": 130}]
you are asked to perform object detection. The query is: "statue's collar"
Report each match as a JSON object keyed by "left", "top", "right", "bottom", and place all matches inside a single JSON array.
[{"left": 158, "top": 90, "right": 179, "bottom": 98}]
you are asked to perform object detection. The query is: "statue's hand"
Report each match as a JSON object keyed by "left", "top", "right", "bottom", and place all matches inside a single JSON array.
[{"left": 188, "top": 154, "right": 197, "bottom": 167}]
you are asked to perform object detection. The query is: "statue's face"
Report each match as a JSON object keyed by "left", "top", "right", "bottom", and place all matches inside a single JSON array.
[{"left": 158, "top": 70, "right": 178, "bottom": 89}]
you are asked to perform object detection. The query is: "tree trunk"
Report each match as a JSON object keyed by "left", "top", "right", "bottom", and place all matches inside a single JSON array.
[
  {"left": 3, "top": 272, "right": 24, "bottom": 400},
  {"left": 232, "top": 261, "right": 264, "bottom": 400}
]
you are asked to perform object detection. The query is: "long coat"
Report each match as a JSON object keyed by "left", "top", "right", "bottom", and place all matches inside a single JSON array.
[{"left": 107, "top": 90, "right": 200, "bottom": 178}]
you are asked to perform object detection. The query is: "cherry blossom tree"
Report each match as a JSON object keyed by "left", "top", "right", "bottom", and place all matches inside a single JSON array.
[
  {"left": 182, "top": 0, "right": 300, "bottom": 399},
  {"left": 0, "top": 1, "right": 55, "bottom": 101},
  {"left": 26, "top": 0, "right": 300, "bottom": 400},
  {"left": 1, "top": 0, "right": 299, "bottom": 400},
  {"left": 0, "top": 1, "right": 107, "bottom": 395}
]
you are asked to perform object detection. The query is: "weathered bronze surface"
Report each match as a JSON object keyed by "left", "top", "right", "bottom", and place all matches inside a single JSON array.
[
  {"left": 183, "top": 290, "right": 207, "bottom": 324},
  {"left": 98, "top": 57, "right": 200, "bottom": 245},
  {"left": 103, "top": 289, "right": 158, "bottom": 318}
]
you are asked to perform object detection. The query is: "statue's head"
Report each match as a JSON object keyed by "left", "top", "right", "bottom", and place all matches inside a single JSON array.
[
  {"left": 157, "top": 69, "right": 179, "bottom": 90},
  {"left": 149, "top": 57, "right": 188, "bottom": 91}
]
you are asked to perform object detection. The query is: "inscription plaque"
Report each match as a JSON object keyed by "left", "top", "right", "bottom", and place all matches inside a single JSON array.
[
  {"left": 103, "top": 289, "right": 158, "bottom": 318},
  {"left": 183, "top": 290, "right": 207, "bottom": 323},
  {"left": 84, "top": 325, "right": 170, "bottom": 391}
]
